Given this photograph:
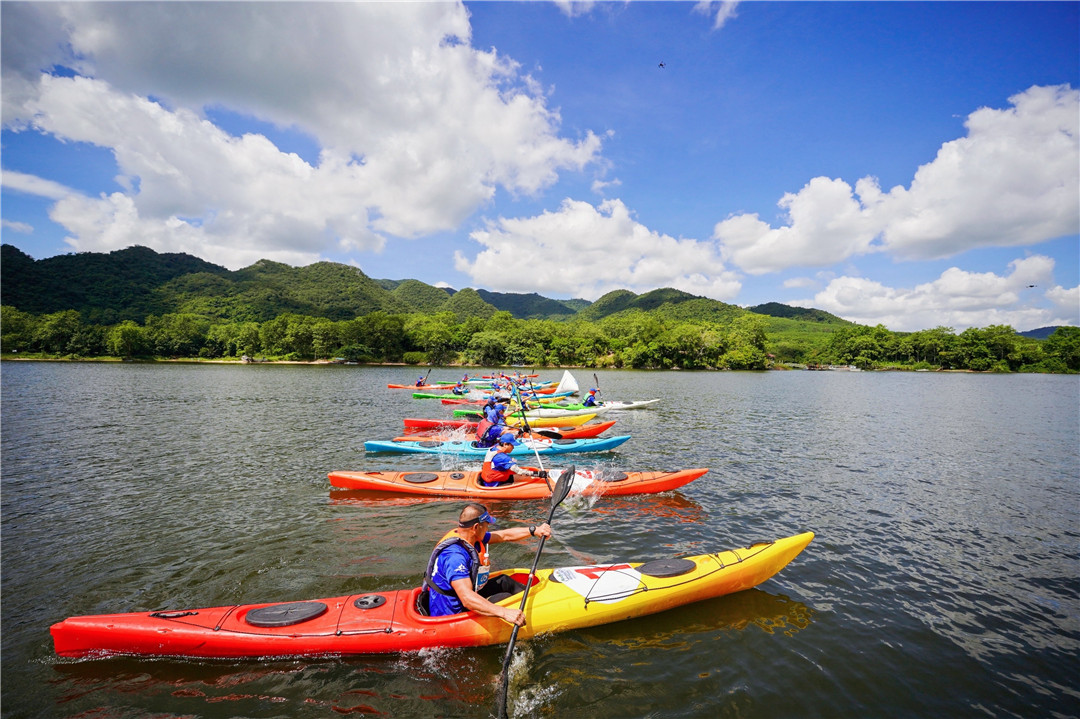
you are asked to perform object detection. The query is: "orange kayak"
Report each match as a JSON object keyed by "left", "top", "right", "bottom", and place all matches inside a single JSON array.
[{"left": 327, "top": 467, "right": 708, "bottom": 499}]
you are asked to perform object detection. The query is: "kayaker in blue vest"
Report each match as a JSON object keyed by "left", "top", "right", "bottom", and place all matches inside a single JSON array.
[
  {"left": 480, "top": 433, "right": 548, "bottom": 486},
  {"left": 424, "top": 502, "right": 552, "bottom": 623},
  {"left": 415, "top": 375, "right": 426, "bottom": 387},
  {"left": 474, "top": 417, "right": 505, "bottom": 447},
  {"left": 484, "top": 398, "right": 510, "bottom": 424},
  {"left": 583, "top": 388, "right": 601, "bottom": 407}
]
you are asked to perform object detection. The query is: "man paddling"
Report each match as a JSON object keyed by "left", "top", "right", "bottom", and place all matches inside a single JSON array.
[
  {"left": 424, "top": 503, "right": 552, "bottom": 625},
  {"left": 481, "top": 434, "right": 548, "bottom": 486}
]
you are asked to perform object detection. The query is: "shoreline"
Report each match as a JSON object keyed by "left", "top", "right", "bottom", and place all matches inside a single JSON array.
[{"left": 0, "top": 356, "right": 1039, "bottom": 373}]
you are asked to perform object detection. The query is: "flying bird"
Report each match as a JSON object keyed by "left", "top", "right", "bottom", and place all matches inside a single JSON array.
[
  {"left": 1028, "top": 284, "right": 1037, "bottom": 288},
  {"left": 658, "top": 61, "right": 665, "bottom": 69}
]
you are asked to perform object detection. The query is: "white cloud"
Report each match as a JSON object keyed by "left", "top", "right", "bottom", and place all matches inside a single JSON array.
[
  {"left": 714, "top": 85, "right": 1080, "bottom": 274},
  {"left": 1046, "top": 284, "right": 1080, "bottom": 325},
  {"left": 792, "top": 255, "right": 1076, "bottom": 332},
  {"left": 553, "top": 1, "right": 597, "bottom": 18},
  {"left": 694, "top": 1, "right": 740, "bottom": 30},
  {"left": 1, "top": 169, "right": 74, "bottom": 200},
  {"left": 2, "top": 219, "right": 33, "bottom": 234},
  {"left": 782, "top": 277, "right": 817, "bottom": 290},
  {"left": 1, "top": 3, "right": 601, "bottom": 268},
  {"left": 454, "top": 197, "right": 741, "bottom": 301}
]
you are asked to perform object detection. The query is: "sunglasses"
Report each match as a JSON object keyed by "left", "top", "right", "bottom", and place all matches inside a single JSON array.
[{"left": 459, "top": 510, "right": 497, "bottom": 528}]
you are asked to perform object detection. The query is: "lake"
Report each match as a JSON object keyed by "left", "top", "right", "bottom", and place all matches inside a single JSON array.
[{"left": 1, "top": 362, "right": 1077, "bottom": 718}]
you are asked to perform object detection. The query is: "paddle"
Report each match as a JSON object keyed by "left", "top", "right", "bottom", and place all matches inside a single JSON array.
[
  {"left": 526, "top": 378, "right": 564, "bottom": 440},
  {"left": 509, "top": 383, "right": 553, "bottom": 492},
  {"left": 593, "top": 372, "right": 602, "bottom": 397},
  {"left": 494, "top": 466, "right": 575, "bottom": 719}
]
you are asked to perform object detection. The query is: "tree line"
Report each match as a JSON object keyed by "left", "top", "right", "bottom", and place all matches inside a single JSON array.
[{"left": 2, "top": 305, "right": 1077, "bottom": 372}]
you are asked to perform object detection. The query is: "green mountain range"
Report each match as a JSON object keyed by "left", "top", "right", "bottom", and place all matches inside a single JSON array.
[{"left": 2, "top": 243, "right": 789, "bottom": 325}]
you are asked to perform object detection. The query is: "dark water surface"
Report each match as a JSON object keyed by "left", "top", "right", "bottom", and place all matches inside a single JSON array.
[{"left": 2, "top": 362, "right": 1077, "bottom": 718}]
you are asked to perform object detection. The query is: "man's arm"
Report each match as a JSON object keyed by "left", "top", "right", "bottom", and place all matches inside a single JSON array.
[
  {"left": 449, "top": 577, "right": 525, "bottom": 626},
  {"left": 489, "top": 523, "right": 552, "bottom": 543}
]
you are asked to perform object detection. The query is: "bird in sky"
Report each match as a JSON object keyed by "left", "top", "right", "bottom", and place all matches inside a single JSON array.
[{"left": 658, "top": 61, "right": 665, "bottom": 68}]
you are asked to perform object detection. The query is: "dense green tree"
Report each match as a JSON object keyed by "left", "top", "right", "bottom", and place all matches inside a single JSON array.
[
  {"left": 33, "top": 310, "right": 83, "bottom": 354},
  {"left": 466, "top": 330, "right": 509, "bottom": 366},
  {"left": 107, "top": 320, "right": 149, "bottom": 358},
  {"left": 145, "top": 313, "right": 210, "bottom": 357},
  {"left": 1, "top": 305, "right": 36, "bottom": 351},
  {"left": 1044, "top": 326, "right": 1080, "bottom": 371},
  {"left": 356, "top": 311, "right": 407, "bottom": 361}
]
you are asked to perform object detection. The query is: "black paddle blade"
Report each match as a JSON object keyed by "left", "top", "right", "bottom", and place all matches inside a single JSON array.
[{"left": 549, "top": 466, "right": 575, "bottom": 514}]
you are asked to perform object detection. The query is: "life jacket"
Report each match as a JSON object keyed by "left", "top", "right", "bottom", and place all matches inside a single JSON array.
[
  {"left": 481, "top": 448, "right": 514, "bottom": 485},
  {"left": 424, "top": 528, "right": 490, "bottom": 597},
  {"left": 475, "top": 418, "right": 503, "bottom": 447}
]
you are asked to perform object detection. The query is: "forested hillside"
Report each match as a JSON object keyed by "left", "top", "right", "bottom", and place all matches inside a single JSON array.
[{"left": 2, "top": 244, "right": 1077, "bottom": 372}]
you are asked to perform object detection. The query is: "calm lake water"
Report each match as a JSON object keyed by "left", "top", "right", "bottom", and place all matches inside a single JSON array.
[{"left": 2, "top": 362, "right": 1078, "bottom": 719}]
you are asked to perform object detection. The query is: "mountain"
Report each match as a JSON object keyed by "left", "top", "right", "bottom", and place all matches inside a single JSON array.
[
  {"left": 475, "top": 289, "right": 578, "bottom": 318},
  {"left": 1, "top": 244, "right": 230, "bottom": 323},
  {"left": 1017, "top": 326, "right": 1064, "bottom": 339},
  {"left": 577, "top": 287, "right": 745, "bottom": 323},
  {"left": 749, "top": 302, "right": 851, "bottom": 324},
  {"left": 442, "top": 287, "right": 499, "bottom": 321},
  {"left": 392, "top": 280, "right": 455, "bottom": 313},
  {"left": 1, "top": 244, "right": 838, "bottom": 331},
  {"left": 1, "top": 244, "right": 407, "bottom": 323}
]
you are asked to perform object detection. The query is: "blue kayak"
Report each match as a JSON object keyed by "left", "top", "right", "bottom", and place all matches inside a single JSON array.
[{"left": 363, "top": 435, "right": 631, "bottom": 456}]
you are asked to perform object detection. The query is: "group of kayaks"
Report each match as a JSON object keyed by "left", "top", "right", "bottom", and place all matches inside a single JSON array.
[{"left": 50, "top": 370, "right": 813, "bottom": 667}]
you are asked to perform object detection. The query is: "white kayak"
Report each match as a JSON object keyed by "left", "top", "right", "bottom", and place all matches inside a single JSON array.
[{"left": 590, "top": 399, "right": 660, "bottom": 410}]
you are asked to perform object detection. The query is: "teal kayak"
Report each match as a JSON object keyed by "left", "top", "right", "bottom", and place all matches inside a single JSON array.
[{"left": 363, "top": 435, "right": 630, "bottom": 456}]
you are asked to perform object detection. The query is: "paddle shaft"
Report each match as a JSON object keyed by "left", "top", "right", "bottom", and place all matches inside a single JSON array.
[
  {"left": 495, "top": 486, "right": 564, "bottom": 719},
  {"left": 511, "top": 383, "right": 552, "bottom": 491}
]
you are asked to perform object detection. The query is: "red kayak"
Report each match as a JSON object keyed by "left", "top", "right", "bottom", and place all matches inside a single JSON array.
[
  {"left": 392, "top": 419, "right": 616, "bottom": 442},
  {"left": 50, "top": 532, "right": 812, "bottom": 660},
  {"left": 327, "top": 467, "right": 708, "bottom": 499}
]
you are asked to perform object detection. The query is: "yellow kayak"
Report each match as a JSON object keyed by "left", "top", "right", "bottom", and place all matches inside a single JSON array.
[{"left": 51, "top": 532, "right": 813, "bottom": 659}]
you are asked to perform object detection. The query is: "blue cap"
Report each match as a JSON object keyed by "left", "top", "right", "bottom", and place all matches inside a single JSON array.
[
  {"left": 589, "top": 388, "right": 597, "bottom": 393},
  {"left": 498, "top": 432, "right": 519, "bottom": 446}
]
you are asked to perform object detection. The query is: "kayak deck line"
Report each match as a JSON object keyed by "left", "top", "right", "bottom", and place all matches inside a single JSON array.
[{"left": 574, "top": 540, "right": 782, "bottom": 607}]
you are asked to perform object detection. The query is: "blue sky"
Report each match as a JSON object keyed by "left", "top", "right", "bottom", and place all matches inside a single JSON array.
[{"left": 1, "top": 1, "right": 1077, "bottom": 332}]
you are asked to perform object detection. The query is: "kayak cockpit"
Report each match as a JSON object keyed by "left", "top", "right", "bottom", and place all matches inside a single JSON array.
[{"left": 409, "top": 571, "right": 538, "bottom": 620}]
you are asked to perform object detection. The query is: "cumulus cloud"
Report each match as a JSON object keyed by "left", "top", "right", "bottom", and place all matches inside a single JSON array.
[
  {"left": 714, "top": 85, "right": 1079, "bottom": 274},
  {"left": 454, "top": 197, "right": 741, "bottom": 301},
  {"left": 1, "top": 2, "right": 601, "bottom": 269},
  {"left": 792, "top": 255, "right": 1077, "bottom": 332}
]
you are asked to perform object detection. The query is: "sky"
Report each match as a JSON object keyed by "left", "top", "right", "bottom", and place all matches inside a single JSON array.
[{"left": 1, "top": 1, "right": 1077, "bottom": 333}]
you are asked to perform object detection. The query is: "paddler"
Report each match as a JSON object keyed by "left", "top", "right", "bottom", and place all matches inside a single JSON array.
[
  {"left": 424, "top": 502, "right": 552, "bottom": 624},
  {"left": 475, "top": 398, "right": 511, "bottom": 447},
  {"left": 480, "top": 433, "right": 548, "bottom": 486},
  {"left": 583, "top": 388, "right": 601, "bottom": 407}
]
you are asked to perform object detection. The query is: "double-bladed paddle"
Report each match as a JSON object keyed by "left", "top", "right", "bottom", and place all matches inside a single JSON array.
[{"left": 494, "top": 466, "right": 575, "bottom": 719}]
